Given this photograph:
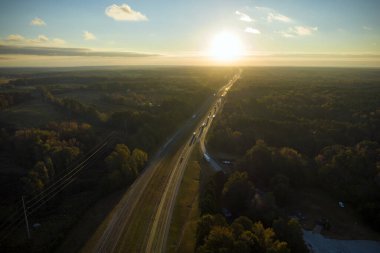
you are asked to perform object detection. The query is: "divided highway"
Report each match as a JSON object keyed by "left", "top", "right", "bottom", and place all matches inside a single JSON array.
[
  {"left": 82, "top": 69, "right": 241, "bottom": 253},
  {"left": 144, "top": 69, "right": 241, "bottom": 253}
]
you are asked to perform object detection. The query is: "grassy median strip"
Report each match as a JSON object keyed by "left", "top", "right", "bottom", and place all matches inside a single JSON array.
[{"left": 167, "top": 149, "right": 201, "bottom": 253}]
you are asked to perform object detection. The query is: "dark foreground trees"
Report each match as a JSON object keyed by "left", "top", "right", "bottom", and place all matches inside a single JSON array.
[
  {"left": 104, "top": 144, "right": 148, "bottom": 190},
  {"left": 196, "top": 215, "right": 293, "bottom": 253}
]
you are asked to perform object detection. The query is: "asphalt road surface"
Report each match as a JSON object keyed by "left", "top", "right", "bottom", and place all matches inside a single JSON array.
[{"left": 82, "top": 69, "right": 242, "bottom": 253}]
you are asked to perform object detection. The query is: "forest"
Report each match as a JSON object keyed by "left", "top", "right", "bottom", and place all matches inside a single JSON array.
[
  {"left": 0, "top": 67, "right": 235, "bottom": 252},
  {"left": 197, "top": 67, "right": 380, "bottom": 252}
]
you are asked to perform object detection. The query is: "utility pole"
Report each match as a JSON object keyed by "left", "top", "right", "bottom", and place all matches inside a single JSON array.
[{"left": 21, "top": 196, "right": 30, "bottom": 239}]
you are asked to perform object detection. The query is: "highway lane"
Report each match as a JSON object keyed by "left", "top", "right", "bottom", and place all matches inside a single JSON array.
[
  {"left": 82, "top": 70, "right": 241, "bottom": 253},
  {"left": 198, "top": 70, "right": 241, "bottom": 173},
  {"left": 83, "top": 113, "right": 203, "bottom": 253},
  {"left": 144, "top": 69, "right": 241, "bottom": 253}
]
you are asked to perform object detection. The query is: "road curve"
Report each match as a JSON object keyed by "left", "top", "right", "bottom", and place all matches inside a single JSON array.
[{"left": 198, "top": 70, "right": 241, "bottom": 173}]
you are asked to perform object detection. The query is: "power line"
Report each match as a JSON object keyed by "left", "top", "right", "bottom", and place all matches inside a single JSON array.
[
  {"left": 26, "top": 139, "right": 110, "bottom": 210},
  {"left": 26, "top": 132, "right": 114, "bottom": 204},
  {"left": 0, "top": 133, "right": 115, "bottom": 242},
  {"left": 0, "top": 144, "right": 107, "bottom": 241},
  {"left": 21, "top": 196, "right": 30, "bottom": 239},
  {"left": 0, "top": 134, "right": 111, "bottom": 231}
]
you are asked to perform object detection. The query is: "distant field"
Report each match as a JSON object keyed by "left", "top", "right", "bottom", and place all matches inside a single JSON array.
[
  {"left": 0, "top": 98, "right": 68, "bottom": 128},
  {"left": 0, "top": 78, "right": 12, "bottom": 85}
]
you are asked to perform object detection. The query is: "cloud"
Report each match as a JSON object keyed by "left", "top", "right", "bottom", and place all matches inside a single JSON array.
[
  {"left": 30, "top": 17, "right": 46, "bottom": 26},
  {"left": 280, "top": 31, "right": 295, "bottom": 38},
  {"left": 32, "top": 35, "right": 49, "bottom": 43},
  {"left": 105, "top": 4, "right": 148, "bottom": 21},
  {"left": 235, "top": 11, "right": 254, "bottom": 22},
  {"left": 256, "top": 6, "right": 292, "bottom": 23},
  {"left": 268, "top": 13, "right": 292, "bottom": 23},
  {"left": 0, "top": 45, "right": 158, "bottom": 57},
  {"left": 83, "top": 31, "right": 96, "bottom": 40},
  {"left": 294, "top": 26, "right": 318, "bottom": 35},
  {"left": 280, "top": 26, "right": 318, "bottom": 38},
  {"left": 245, "top": 27, "right": 261, "bottom": 34},
  {"left": 51, "top": 38, "right": 66, "bottom": 45},
  {"left": 363, "top": 26, "right": 372, "bottom": 31},
  {"left": 3, "top": 34, "right": 66, "bottom": 46},
  {"left": 6, "top": 34, "right": 25, "bottom": 42}
]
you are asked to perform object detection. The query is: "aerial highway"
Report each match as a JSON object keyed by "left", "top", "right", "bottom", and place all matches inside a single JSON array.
[{"left": 82, "top": 69, "right": 242, "bottom": 253}]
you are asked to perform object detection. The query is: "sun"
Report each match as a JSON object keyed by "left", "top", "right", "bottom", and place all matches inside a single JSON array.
[{"left": 209, "top": 31, "right": 244, "bottom": 61}]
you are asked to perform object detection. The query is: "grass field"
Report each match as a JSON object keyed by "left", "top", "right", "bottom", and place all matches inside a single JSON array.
[{"left": 0, "top": 98, "right": 68, "bottom": 128}]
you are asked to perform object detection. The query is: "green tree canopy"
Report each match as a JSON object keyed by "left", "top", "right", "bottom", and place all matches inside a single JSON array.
[{"left": 222, "top": 171, "right": 255, "bottom": 215}]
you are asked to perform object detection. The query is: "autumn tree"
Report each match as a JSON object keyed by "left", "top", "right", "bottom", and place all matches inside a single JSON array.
[{"left": 273, "top": 218, "right": 308, "bottom": 253}]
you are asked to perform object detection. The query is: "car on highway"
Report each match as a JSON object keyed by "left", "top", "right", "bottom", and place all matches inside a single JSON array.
[{"left": 189, "top": 132, "right": 197, "bottom": 145}]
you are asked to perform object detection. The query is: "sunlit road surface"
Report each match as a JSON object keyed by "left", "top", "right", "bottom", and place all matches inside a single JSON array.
[{"left": 82, "top": 69, "right": 241, "bottom": 253}]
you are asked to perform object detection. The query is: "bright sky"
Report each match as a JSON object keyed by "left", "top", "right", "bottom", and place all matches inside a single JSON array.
[{"left": 0, "top": 0, "right": 379, "bottom": 67}]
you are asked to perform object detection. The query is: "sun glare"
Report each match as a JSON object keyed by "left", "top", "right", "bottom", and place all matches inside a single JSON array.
[{"left": 209, "top": 31, "right": 244, "bottom": 61}]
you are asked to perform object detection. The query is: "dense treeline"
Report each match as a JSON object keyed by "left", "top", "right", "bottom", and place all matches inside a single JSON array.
[
  {"left": 316, "top": 141, "right": 380, "bottom": 229},
  {"left": 0, "top": 67, "right": 233, "bottom": 252},
  {"left": 0, "top": 92, "right": 31, "bottom": 110},
  {"left": 196, "top": 214, "right": 298, "bottom": 253},
  {"left": 0, "top": 67, "right": 230, "bottom": 199},
  {"left": 0, "top": 121, "right": 96, "bottom": 194},
  {"left": 197, "top": 170, "right": 308, "bottom": 253},
  {"left": 203, "top": 67, "right": 380, "bottom": 250},
  {"left": 197, "top": 68, "right": 380, "bottom": 252}
]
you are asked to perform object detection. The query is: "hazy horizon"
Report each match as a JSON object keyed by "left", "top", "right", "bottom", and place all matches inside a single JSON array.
[{"left": 0, "top": 0, "right": 379, "bottom": 67}]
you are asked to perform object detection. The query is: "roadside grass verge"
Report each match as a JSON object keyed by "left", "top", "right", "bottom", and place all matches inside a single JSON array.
[
  {"left": 167, "top": 149, "right": 201, "bottom": 253},
  {"left": 167, "top": 145, "right": 216, "bottom": 253}
]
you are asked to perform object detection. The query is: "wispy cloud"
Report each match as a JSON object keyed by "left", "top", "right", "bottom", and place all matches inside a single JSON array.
[
  {"left": 280, "top": 31, "right": 295, "bottom": 38},
  {"left": 83, "top": 31, "right": 96, "bottom": 41},
  {"left": 363, "top": 26, "right": 372, "bottom": 31},
  {"left": 280, "top": 26, "right": 318, "bottom": 38},
  {"left": 294, "top": 26, "right": 318, "bottom": 35},
  {"left": 268, "top": 13, "right": 292, "bottom": 23},
  {"left": 245, "top": 27, "right": 261, "bottom": 34},
  {"left": 0, "top": 45, "right": 158, "bottom": 57},
  {"left": 6, "top": 34, "right": 25, "bottom": 42},
  {"left": 31, "top": 35, "right": 49, "bottom": 43},
  {"left": 30, "top": 17, "right": 46, "bottom": 26},
  {"left": 256, "top": 6, "right": 292, "bottom": 23},
  {"left": 51, "top": 38, "right": 66, "bottom": 45},
  {"left": 235, "top": 11, "right": 254, "bottom": 22},
  {"left": 105, "top": 4, "right": 148, "bottom": 21},
  {"left": 3, "top": 34, "right": 66, "bottom": 46}
]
